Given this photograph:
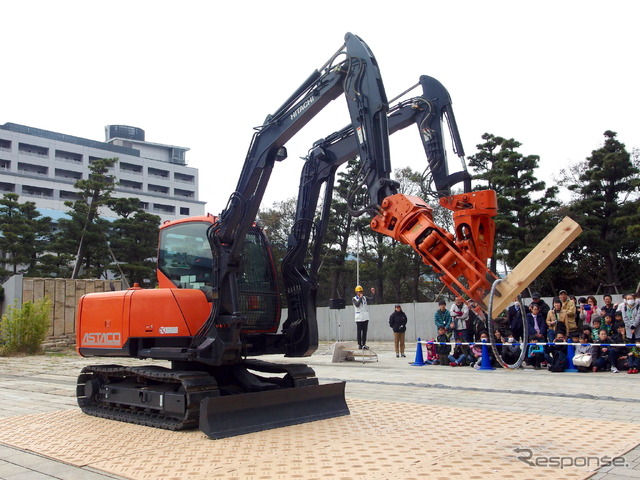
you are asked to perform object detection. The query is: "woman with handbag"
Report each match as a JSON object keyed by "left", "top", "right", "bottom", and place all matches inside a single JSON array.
[
  {"left": 389, "top": 304, "right": 408, "bottom": 358},
  {"left": 573, "top": 334, "right": 593, "bottom": 370}
]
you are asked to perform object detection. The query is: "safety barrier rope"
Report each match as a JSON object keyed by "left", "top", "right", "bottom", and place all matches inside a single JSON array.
[{"left": 419, "top": 341, "right": 640, "bottom": 347}]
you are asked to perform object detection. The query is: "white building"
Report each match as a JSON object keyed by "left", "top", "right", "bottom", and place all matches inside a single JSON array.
[{"left": 0, "top": 123, "right": 205, "bottom": 223}]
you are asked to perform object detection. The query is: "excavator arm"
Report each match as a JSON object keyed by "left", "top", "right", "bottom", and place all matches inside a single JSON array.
[
  {"left": 192, "top": 32, "right": 394, "bottom": 364},
  {"left": 282, "top": 75, "right": 497, "bottom": 322}
]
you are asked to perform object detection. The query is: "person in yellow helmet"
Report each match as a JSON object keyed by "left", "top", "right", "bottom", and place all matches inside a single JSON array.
[{"left": 352, "top": 285, "right": 371, "bottom": 349}]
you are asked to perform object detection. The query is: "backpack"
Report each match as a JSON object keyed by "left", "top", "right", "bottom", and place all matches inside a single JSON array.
[{"left": 548, "top": 351, "right": 567, "bottom": 372}]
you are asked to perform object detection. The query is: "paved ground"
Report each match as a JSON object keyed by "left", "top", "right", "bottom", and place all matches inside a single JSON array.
[{"left": 0, "top": 342, "right": 639, "bottom": 479}]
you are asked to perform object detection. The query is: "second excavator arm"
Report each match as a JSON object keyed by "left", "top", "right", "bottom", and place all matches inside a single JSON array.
[{"left": 282, "top": 75, "right": 497, "bottom": 321}]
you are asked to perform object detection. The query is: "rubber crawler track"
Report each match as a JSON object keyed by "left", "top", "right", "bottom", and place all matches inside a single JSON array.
[{"left": 76, "top": 365, "right": 219, "bottom": 431}]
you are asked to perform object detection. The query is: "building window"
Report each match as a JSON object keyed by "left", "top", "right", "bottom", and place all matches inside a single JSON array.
[
  {"left": 153, "top": 203, "right": 175, "bottom": 214},
  {"left": 18, "top": 162, "right": 48, "bottom": 176},
  {"left": 148, "top": 183, "right": 170, "bottom": 194},
  {"left": 55, "top": 149, "right": 82, "bottom": 163},
  {"left": 0, "top": 159, "right": 10, "bottom": 170},
  {"left": 55, "top": 168, "right": 82, "bottom": 180},
  {"left": 0, "top": 182, "right": 15, "bottom": 193},
  {"left": 89, "top": 156, "right": 115, "bottom": 168},
  {"left": 120, "top": 179, "right": 142, "bottom": 191},
  {"left": 180, "top": 207, "right": 190, "bottom": 216},
  {"left": 22, "top": 185, "right": 53, "bottom": 198},
  {"left": 148, "top": 167, "right": 169, "bottom": 178},
  {"left": 174, "top": 172, "right": 194, "bottom": 183},
  {"left": 120, "top": 162, "right": 142, "bottom": 173},
  {"left": 0, "top": 139, "right": 11, "bottom": 151},
  {"left": 174, "top": 188, "right": 194, "bottom": 198},
  {"left": 170, "top": 148, "right": 186, "bottom": 165},
  {"left": 60, "top": 190, "right": 81, "bottom": 200},
  {"left": 18, "top": 143, "right": 48, "bottom": 158}
]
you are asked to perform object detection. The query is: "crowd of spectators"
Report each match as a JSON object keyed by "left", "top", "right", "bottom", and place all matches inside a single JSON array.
[{"left": 429, "top": 292, "right": 640, "bottom": 373}]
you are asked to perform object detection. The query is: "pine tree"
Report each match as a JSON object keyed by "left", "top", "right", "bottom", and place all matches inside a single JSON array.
[
  {"left": 56, "top": 157, "right": 117, "bottom": 279},
  {"left": 0, "top": 194, "right": 52, "bottom": 277},
  {"left": 563, "top": 131, "right": 640, "bottom": 290},
  {"left": 108, "top": 198, "right": 161, "bottom": 286},
  {"left": 468, "top": 133, "right": 559, "bottom": 272}
]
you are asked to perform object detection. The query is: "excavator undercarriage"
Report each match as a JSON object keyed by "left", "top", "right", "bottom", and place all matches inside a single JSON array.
[{"left": 77, "top": 360, "right": 348, "bottom": 439}]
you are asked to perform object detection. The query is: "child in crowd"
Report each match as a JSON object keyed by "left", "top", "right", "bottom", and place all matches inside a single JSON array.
[
  {"left": 592, "top": 328, "right": 619, "bottom": 373},
  {"left": 435, "top": 326, "right": 450, "bottom": 366},
  {"left": 525, "top": 337, "right": 545, "bottom": 369},
  {"left": 546, "top": 332, "right": 568, "bottom": 372},
  {"left": 434, "top": 300, "right": 452, "bottom": 336},
  {"left": 602, "top": 314, "right": 615, "bottom": 336},
  {"left": 574, "top": 334, "right": 593, "bottom": 372},
  {"left": 591, "top": 318, "right": 602, "bottom": 342},
  {"left": 448, "top": 340, "right": 470, "bottom": 366},
  {"left": 614, "top": 311, "right": 626, "bottom": 336},
  {"left": 628, "top": 342, "right": 640, "bottom": 374},
  {"left": 501, "top": 332, "right": 522, "bottom": 365},
  {"left": 471, "top": 331, "right": 494, "bottom": 369},
  {"left": 569, "top": 331, "right": 580, "bottom": 344},
  {"left": 424, "top": 340, "right": 439, "bottom": 365},
  {"left": 469, "top": 332, "right": 487, "bottom": 368},
  {"left": 611, "top": 322, "right": 630, "bottom": 371}
]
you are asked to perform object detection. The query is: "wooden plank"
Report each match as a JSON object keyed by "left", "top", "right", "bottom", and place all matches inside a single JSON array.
[{"left": 483, "top": 216, "right": 582, "bottom": 315}]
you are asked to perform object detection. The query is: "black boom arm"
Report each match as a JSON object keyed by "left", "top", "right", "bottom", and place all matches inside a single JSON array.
[{"left": 195, "top": 33, "right": 394, "bottom": 363}]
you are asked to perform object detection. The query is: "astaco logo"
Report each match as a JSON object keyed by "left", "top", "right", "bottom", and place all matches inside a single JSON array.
[
  {"left": 290, "top": 96, "right": 315, "bottom": 120},
  {"left": 82, "top": 332, "right": 121, "bottom": 346}
]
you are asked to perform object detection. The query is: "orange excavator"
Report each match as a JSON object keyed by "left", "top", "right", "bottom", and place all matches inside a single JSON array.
[{"left": 76, "top": 34, "right": 497, "bottom": 439}]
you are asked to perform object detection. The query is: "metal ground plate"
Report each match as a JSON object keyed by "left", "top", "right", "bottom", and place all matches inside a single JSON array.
[{"left": 0, "top": 398, "right": 638, "bottom": 479}]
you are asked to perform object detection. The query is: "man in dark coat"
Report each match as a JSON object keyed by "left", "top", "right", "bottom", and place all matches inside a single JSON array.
[
  {"left": 529, "top": 292, "right": 550, "bottom": 319},
  {"left": 389, "top": 304, "right": 408, "bottom": 358},
  {"left": 508, "top": 298, "right": 525, "bottom": 342}
]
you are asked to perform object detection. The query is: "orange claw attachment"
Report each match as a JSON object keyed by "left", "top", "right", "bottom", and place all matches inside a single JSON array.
[{"left": 370, "top": 191, "right": 498, "bottom": 308}]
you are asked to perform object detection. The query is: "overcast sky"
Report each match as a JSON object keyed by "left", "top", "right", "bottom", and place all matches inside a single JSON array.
[{"left": 3, "top": 1, "right": 639, "bottom": 215}]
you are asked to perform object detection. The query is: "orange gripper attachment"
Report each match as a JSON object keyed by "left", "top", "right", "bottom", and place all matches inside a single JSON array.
[{"left": 370, "top": 191, "right": 498, "bottom": 308}]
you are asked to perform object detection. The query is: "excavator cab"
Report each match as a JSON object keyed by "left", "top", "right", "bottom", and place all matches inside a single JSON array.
[{"left": 157, "top": 217, "right": 281, "bottom": 335}]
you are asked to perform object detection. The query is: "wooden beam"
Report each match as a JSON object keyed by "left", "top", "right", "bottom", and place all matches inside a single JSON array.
[{"left": 483, "top": 216, "right": 582, "bottom": 315}]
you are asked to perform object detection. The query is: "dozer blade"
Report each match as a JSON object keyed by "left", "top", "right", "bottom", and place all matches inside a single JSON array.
[{"left": 199, "top": 381, "right": 349, "bottom": 439}]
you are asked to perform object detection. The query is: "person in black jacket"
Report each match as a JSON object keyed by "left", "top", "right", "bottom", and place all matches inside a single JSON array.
[
  {"left": 529, "top": 292, "right": 550, "bottom": 320},
  {"left": 435, "top": 326, "right": 450, "bottom": 365},
  {"left": 389, "top": 305, "right": 408, "bottom": 358},
  {"left": 508, "top": 298, "right": 525, "bottom": 342}
]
